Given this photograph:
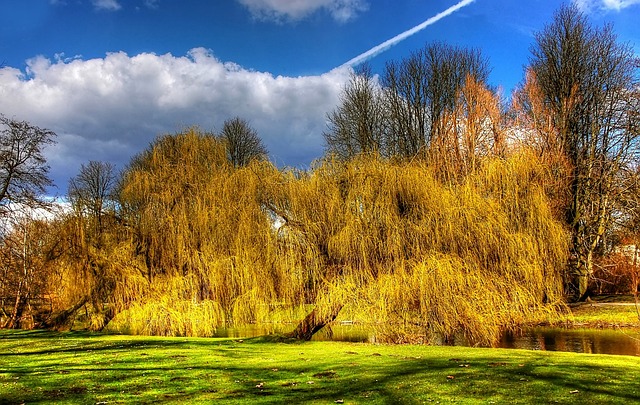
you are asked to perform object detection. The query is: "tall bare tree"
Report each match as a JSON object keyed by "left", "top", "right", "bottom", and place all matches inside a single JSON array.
[
  {"left": 324, "top": 64, "right": 387, "bottom": 159},
  {"left": 431, "top": 74, "right": 505, "bottom": 181},
  {"left": 219, "top": 117, "right": 268, "bottom": 168},
  {"left": 382, "top": 42, "right": 490, "bottom": 158},
  {"left": 68, "top": 161, "right": 117, "bottom": 237},
  {"left": 528, "top": 4, "right": 640, "bottom": 299},
  {"left": 0, "top": 115, "right": 55, "bottom": 220}
]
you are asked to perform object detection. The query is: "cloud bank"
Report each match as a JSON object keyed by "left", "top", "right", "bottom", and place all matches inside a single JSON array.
[
  {"left": 236, "top": 0, "right": 368, "bottom": 22},
  {"left": 0, "top": 49, "right": 349, "bottom": 193},
  {"left": 574, "top": 0, "right": 640, "bottom": 12}
]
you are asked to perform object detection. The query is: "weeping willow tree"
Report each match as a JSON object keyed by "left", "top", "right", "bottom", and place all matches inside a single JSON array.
[
  {"left": 110, "top": 129, "right": 306, "bottom": 336},
  {"left": 67, "top": 127, "right": 569, "bottom": 346},
  {"left": 265, "top": 151, "right": 568, "bottom": 345}
]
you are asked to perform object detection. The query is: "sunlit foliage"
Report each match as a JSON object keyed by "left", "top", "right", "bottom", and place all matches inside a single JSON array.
[
  {"left": 269, "top": 153, "right": 567, "bottom": 345},
  {"left": 101, "top": 128, "right": 569, "bottom": 345}
]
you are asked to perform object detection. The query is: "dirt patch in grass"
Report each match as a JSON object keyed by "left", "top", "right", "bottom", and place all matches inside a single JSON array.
[{"left": 312, "top": 370, "right": 338, "bottom": 378}]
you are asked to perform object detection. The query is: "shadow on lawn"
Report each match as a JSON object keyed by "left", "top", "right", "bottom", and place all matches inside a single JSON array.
[
  {"left": 0, "top": 333, "right": 190, "bottom": 358},
  {"left": 209, "top": 350, "right": 640, "bottom": 404},
  {"left": 0, "top": 331, "right": 639, "bottom": 404}
]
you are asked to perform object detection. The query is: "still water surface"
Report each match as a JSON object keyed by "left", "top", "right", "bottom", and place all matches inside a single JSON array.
[
  {"left": 213, "top": 324, "right": 640, "bottom": 356},
  {"left": 498, "top": 327, "right": 640, "bottom": 356}
]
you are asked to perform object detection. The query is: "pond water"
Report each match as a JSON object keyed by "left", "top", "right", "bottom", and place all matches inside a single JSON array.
[
  {"left": 213, "top": 324, "right": 640, "bottom": 357},
  {"left": 497, "top": 327, "right": 640, "bottom": 356}
]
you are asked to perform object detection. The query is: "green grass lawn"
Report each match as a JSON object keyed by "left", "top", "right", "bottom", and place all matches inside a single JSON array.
[
  {"left": 1, "top": 330, "right": 639, "bottom": 404},
  {"left": 569, "top": 299, "right": 640, "bottom": 327}
]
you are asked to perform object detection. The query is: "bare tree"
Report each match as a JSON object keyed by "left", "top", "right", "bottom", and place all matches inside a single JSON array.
[
  {"left": 219, "top": 117, "right": 268, "bottom": 168},
  {"left": 0, "top": 215, "right": 57, "bottom": 329},
  {"left": 528, "top": 4, "right": 640, "bottom": 299},
  {"left": 0, "top": 115, "right": 56, "bottom": 218},
  {"left": 324, "top": 64, "right": 387, "bottom": 159},
  {"left": 382, "top": 42, "right": 490, "bottom": 158},
  {"left": 0, "top": 115, "right": 58, "bottom": 328},
  {"left": 431, "top": 74, "right": 505, "bottom": 181},
  {"left": 39, "top": 161, "right": 121, "bottom": 331},
  {"left": 68, "top": 161, "right": 117, "bottom": 236}
]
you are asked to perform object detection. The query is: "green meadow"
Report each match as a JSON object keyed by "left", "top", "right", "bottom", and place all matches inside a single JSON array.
[{"left": 1, "top": 330, "right": 639, "bottom": 404}]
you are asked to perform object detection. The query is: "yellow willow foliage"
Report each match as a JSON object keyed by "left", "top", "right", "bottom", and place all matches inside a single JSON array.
[
  {"left": 107, "top": 274, "right": 223, "bottom": 336},
  {"left": 509, "top": 70, "right": 572, "bottom": 218},
  {"left": 116, "top": 129, "right": 306, "bottom": 334},
  {"left": 43, "top": 212, "right": 147, "bottom": 323},
  {"left": 107, "top": 298, "right": 224, "bottom": 337},
  {"left": 276, "top": 153, "right": 568, "bottom": 345},
  {"left": 109, "top": 129, "right": 567, "bottom": 343}
]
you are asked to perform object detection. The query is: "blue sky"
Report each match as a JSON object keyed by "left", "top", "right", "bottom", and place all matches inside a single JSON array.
[{"left": 1, "top": 0, "right": 639, "bottom": 194}]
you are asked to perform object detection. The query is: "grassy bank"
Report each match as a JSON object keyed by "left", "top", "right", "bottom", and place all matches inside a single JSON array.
[
  {"left": 568, "top": 295, "right": 640, "bottom": 328},
  {"left": 1, "top": 331, "right": 639, "bottom": 404}
]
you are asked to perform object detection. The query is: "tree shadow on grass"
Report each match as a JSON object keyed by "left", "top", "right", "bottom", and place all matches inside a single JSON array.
[{"left": 1, "top": 332, "right": 639, "bottom": 404}]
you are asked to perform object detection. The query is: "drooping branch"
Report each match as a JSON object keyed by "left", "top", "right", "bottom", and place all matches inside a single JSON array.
[{"left": 286, "top": 303, "right": 344, "bottom": 341}]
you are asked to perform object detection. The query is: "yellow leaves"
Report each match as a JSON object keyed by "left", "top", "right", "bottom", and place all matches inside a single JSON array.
[
  {"left": 107, "top": 295, "right": 225, "bottom": 337},
  {"left": 97, "top": 130, "right": 570, "bottom": 341}
]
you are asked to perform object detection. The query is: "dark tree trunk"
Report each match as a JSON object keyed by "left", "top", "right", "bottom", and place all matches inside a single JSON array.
[
  {"left": 94, "top": 306, "right": 116, "bottom": 331},
  {"left": 40, "top": 296, "right": 89, "bottom": 330},
  {"left": 5, "top": 294, "right": 27, "bottom": 329},
  {"left": 287, "top": 303, "right": 343, "bottom": 341}
]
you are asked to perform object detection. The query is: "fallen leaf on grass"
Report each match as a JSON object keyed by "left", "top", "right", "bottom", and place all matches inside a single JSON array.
[{"left": 446, "top": 375, "right": 455, "bottom": 380}]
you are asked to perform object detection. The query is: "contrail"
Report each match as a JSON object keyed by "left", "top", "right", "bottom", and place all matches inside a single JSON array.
[{"left": 337, "top": 0, "right": 476, "bottom": 69}]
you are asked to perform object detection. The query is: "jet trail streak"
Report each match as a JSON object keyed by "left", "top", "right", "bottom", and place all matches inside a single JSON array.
[{"left": 338, "top": 0, "right": 476, "bottom": 69}]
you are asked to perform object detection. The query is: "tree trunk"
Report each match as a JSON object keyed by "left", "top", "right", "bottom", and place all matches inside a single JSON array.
[
  {"left": 287, "top": 303, "right": 343, "bottom": 341},
  {"left": 569, "top": 249, "right": 593, "bottom": 302},
  {"left": 5, "top": 294, "right": 27, "bottom": 329},
  {"left": 40, "top": 296, "right": 89, "bottom": 330}
]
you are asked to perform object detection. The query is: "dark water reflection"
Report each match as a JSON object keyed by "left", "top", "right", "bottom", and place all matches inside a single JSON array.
[
  {"left": 498, "top": 327, "right": 640, "bottom": 356},
  {"left": 214, "top": 324, "right": 640, "bottom": 356}
]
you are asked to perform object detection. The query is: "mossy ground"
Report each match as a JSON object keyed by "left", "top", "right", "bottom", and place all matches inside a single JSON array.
[{"left": 1, "top": 330, "right": 639, "bottom": 404}]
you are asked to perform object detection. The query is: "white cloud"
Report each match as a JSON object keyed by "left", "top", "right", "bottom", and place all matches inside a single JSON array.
[
  {"left": 144, "top": 0, "right": 159, "bottom": 9},
  {"left": 0, "top": 49, "right": 349, "bottom": 193},
  {"left": 573, "top": 0, "right": 640, "bottom": 12},
  {"left": 92, "top": 0, "right": 122, "bottom": 11},
  {"left": 237, "top": 0, "right": 368, "bottom": 22}
]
